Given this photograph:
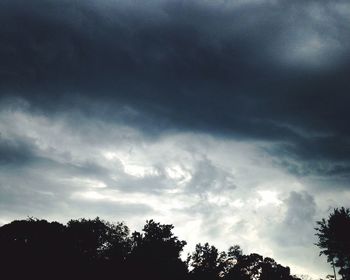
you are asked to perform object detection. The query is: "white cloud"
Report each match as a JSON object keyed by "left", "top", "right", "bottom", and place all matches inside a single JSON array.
[{"left": 0, "top": 103, "right": 338, "bottom": 278}]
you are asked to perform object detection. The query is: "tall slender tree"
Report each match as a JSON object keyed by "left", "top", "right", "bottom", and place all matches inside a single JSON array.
[{"left": 315, "top": 207, "right": 350, "bottom": 280}]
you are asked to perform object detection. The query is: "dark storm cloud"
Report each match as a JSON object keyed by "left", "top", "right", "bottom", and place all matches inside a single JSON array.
[
  {"left": 1, "top": 0, "right": 350, "bottom": 177},
  {"left": 0, "top": 137, "right": 36, "bottom": 166}
]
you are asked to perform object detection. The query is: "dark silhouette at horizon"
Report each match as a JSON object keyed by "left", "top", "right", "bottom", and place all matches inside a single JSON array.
[
  {"left": 0, "top": 217, "right": 303, "bottom": 280},
  {"left": 315, "top": 207, "right": 350, "bottom": 280}
]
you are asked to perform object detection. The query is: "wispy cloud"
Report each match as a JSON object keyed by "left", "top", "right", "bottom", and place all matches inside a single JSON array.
[{"left": 1, "top": 0, "right": 350, "bottom": 278}]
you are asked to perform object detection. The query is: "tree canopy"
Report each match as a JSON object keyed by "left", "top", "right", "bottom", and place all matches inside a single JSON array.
[
  {"left": 315, "top": 207, "right": 350, "bottom": 280},
  {"left": 0, "top": 217, "right": 302, "bottom": 280}
]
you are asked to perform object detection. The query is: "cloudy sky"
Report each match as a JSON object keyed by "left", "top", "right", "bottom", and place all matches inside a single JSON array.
[{"left": 1, "top": 0, "right": 350, "bottom": 277}]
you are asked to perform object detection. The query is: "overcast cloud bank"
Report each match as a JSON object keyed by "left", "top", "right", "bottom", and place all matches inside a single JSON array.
[{"left": 1, "top": 0, "right": 350, "bottom": 278}]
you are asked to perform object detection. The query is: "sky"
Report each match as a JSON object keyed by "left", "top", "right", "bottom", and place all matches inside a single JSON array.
[{"left": 1, "top": 0, "right": 350, "bottom": 278}]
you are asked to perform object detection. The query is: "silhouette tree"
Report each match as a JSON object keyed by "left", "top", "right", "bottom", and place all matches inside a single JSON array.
[
  {"left": 66, "top": 217, "right": 131, "bottom": 278},
  {"left": 223, "top": 251, "right": 299, "bottom": 280},
  {"left": 260, "top": 257, "right": 294, "bottom": 280},
  {"left": 0, "top": 218, "right": 71, "bottom": 280},
  {"left": 0, "top": 217, "right": 132, "bottom": 280},
  {"left": 315, "top": 207, "right": 350, "bottom": 280},
  {"left": 102, "top": 220, "right": 131, "bottom": 262},
  {"left": 0, "top": 217, "right": 303, "bottom": 280},
  {"left": 220, "top": 245, "right": 243, "bottom": 276},
  {"left": 225, "top": 253, "right": 264, "bottom": 280},
  {"left": 129, "top": 219, "right": 188, "bottom": 280},
  {"left": 187, "top": 242, "right": 227, "bottom": 280},
  {"left": 67, "top": 217, "right": 109, "bottom": 261}
]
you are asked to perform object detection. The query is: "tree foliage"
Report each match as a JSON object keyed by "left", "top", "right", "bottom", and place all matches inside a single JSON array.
[
  {"left": 187, "top": 242, "right": 227, "bottom": 280},
  {"left": 315, "top": 207, "right": 350, "bottom": 280},
  {"left": 0, "top": 217, "right": 301, "bottom": 280}
]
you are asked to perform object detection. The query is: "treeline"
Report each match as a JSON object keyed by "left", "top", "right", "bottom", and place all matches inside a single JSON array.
[{"left": 0, "top": 217, "right": 301, "bottom": 280}]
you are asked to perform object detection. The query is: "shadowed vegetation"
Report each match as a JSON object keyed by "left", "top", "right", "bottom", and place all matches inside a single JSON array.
[
  {"left": 315, "top": 207, "right": 350, "bottom": 280},
  {"left": 0, "top": 217, "right": 302, "bottom": 280}
]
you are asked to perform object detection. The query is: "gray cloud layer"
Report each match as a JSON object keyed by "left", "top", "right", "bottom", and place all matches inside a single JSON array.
[
  {"left": 1, "top": 0, "right": 350, "bottom": 277},
  {"left": 1, "top": 0, "right": 350, "bottom": 179}
]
